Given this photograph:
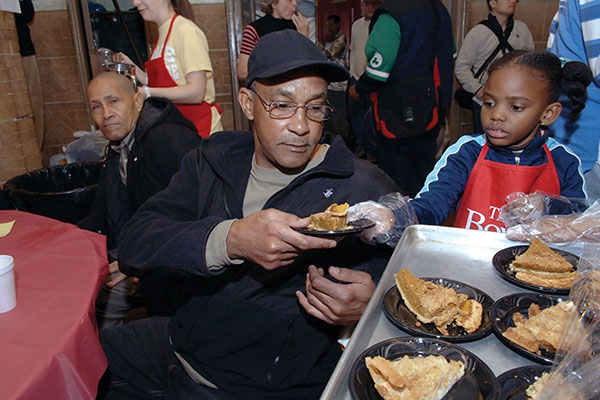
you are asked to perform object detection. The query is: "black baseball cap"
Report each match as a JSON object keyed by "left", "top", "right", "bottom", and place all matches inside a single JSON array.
[{"left": 246, "top": 29, "right": 350, "bottom": 88}]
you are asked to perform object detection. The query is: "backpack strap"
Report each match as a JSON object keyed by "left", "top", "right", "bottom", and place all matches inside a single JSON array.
[{"left": 473, "top": 15, "right": 514, "bottom": 79}]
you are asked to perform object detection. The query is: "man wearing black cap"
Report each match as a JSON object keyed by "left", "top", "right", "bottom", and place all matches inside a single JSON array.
[{"left": 99, "top": 30, "right": 397, "bottom": 400}]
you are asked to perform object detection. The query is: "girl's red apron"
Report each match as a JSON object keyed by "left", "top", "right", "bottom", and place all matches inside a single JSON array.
[
  {"left": 454, "top": 142, "right": 561, "bottom": 231},
  {"left": 145, "top": 15, "right": 222, "bottom": 138}
]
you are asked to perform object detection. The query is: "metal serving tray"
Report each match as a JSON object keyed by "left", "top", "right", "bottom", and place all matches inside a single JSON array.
[{"left": 320, "top": 225, "right": 582, "bottom": 400}]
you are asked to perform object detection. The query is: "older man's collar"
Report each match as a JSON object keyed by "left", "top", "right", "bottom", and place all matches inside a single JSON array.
[{"left": 109, "top": 125, "right": 136, "bottom": 153}]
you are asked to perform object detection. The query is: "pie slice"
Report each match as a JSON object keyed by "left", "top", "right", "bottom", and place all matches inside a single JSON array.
[
  {"left": 394, "top": 268, "right": 481, "bottom": 335},
  {"left": 514, "top": 270, "right": 577, "bottom": 289},
  {"left": 455, "top": 299, "right": 483, "bottom": 334},
  {"left": 307, "top": 203, "right": 349, "bottom": 231},
  {"left": 510, "top": 238, "right": 574, "bottom": 274},
  {"left": 365, "top": 355, "right": 465, "bottom": 400},
  {"left": 502, "top": 301, "right": 575, "bottom": 354},
  {"left": 526, "top": 372, "right": 584, "bottom": 400}
]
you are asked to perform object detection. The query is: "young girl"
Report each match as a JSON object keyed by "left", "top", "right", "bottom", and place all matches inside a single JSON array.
[
  {"left": 410, "top": 50, "right": 591, "bottom": 232},
  {"left": 117, "top": 0, "right": 222, "bottom": 137}
]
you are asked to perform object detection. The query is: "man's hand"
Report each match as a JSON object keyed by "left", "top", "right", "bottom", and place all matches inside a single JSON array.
[
  {"left": 292, "top": 12, "right": 310, "bottom": 38},
  {"left": 105, "top": 260, "right": 139, "bottom": 289},
  {"left": 348, "top": 84, "right": 360, "bottom": 101},
  {"left": 108, "top": 260, "right": 120, "bottom": 274},
  {"left": 227, "top": 209, "right": 336, "bottom": 270},
  {"left": 296, "top": 265, "right": 375, "bottom": 326}
]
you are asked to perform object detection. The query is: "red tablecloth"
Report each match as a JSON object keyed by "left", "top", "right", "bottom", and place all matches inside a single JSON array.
[{"left": 0, "top": 210, "right": 108, "bottom": 399}]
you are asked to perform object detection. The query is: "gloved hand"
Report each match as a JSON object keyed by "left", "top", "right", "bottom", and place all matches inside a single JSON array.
[
  {"left": 348, "top": 201, "right": 395, "bottom": 245},
  {"left": 348, "top": 193, "right": 418, "bottom": 247}
]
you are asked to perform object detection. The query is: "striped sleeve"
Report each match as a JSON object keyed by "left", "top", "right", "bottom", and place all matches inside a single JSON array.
[
  {"left": 548, "top": 0, "right": 600, "bottom": 83},
  {"left": 240, "top": 25, "right": 260, "bottom": 55},
  {"left": 546, "top": 138, "right": 588, "bottom": 200},
  {"left": 580, "top": 0, "right": 600, "bottom": 78},
  {"left": 411, "top": 135, "right": 484, "bottom": 225}
]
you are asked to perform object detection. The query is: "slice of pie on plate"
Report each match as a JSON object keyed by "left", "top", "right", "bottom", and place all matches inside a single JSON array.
[
  {"left": 365, "top": 355, "right": 465, "bottom": 400},
  {"left": 514, "top": 270, "right": 577, "bottom": 289},
  {"left": 307, "top": 203, "right": 350, "bottom": 231},
  {"left": 526, "top": 371, "right": 584, "bottom": 400},
  {"left": 502, "top": 301, "right": 575, "bottom": 354},
  {"left": 510, "top": 238, "right": 574, "bottom": 274},
  {"left": 394, "top": 268, "right": 482, "bottom": 335}
]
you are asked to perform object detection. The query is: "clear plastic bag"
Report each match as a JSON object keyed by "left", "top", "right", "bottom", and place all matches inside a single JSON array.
[
  {"left": 63, "top": 128, "right": 109, "bottom": 163},
  {"left": 499, "top": 191, "right": 598, "bottom": 243},
  {"left": 530, "top": 244, "right": 600, "bottom": 399}
]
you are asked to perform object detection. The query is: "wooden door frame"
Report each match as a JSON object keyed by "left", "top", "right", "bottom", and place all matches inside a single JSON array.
[
  {"left": 66, "top": 0, "right": 93, "bottom": 128},
  {"left": 224, "top": 0, "right": 254, "bottom": 131}
]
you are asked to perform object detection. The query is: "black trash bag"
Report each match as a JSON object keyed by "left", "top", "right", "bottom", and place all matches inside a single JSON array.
[{"left": 3, "top": 162, "right": 102, "bottom": 224}]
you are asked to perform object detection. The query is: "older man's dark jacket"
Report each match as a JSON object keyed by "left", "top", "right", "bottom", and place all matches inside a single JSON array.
[
  {"left": 78, "top": 97, "right": 200, "bottom": 251},
  {"left": 118, "top": 131, "right": 398, "bottom": 399}
]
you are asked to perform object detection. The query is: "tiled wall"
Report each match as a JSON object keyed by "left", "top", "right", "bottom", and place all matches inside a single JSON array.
[
  {"left": 193, "top": 4, "right": 234, "bottom": 130},
  {"left": 29, "top": 3, "right": 233, "bottom": 166},
  {"left": 30, "top": 10, "right": 91, "bottom": 165},
  {"left": 0, "top": 11, "right": 43, "bottom": 185}
]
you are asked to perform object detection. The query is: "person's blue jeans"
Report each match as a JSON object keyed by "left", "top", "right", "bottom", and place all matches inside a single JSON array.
[{"left": 98, "top": 317, "right": 232, "bottom": 400}]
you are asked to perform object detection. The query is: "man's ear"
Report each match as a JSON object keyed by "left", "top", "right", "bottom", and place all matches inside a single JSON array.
[
  {"left": 541, "top": 101, "right": 562, "bottom": 126},
  {"left": 238, "top": 88, "right": 255, "bottom": 121},
  {"left": 134, "top": 88, "right": 145, "bottom": 112}
]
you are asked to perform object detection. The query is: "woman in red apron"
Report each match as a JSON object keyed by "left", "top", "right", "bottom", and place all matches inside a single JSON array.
[{"left": 118, "top": 0, "right": 222, "bottom": 137}]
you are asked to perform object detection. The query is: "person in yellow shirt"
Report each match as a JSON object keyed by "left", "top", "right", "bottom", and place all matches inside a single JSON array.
[{"left": 118, "top": 0, "right": 222, "bottom": 137}]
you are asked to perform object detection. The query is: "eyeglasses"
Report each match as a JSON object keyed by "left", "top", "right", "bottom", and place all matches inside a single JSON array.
[{"left": 252, "top": 90, "right": 334, "bottom": 122}]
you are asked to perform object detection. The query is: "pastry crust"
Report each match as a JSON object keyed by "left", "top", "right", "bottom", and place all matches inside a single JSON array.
[
  {"left": 509, "top": 239, "right": 576, "bottom": 289},
  {"left": 455, "top": 299, "right": 484, "bottom": 334},
  {"left": 515, "top": 271, "right": 577, "bottom": 289},
  {"left": 526, "top": 372, "right": 584, "bottom": 400},
  {"left": 394, "top": 268, "right": 482, "bottom": 335},
  {"left": 365, "top": 355, "right": 465, "bottom": 400},
  {"left": 511, "top": 238, "right": 574, "bottom": 273},
  {"left": 502, "top": 301, "right": 575, "bottom": 354},
  {"left": 307, "top": 203, "right": 349, "bottom": 231}
]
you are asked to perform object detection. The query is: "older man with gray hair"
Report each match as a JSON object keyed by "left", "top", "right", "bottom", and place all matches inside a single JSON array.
[{"left": 79, "top": 72, "right": 201, "bottom": 327}]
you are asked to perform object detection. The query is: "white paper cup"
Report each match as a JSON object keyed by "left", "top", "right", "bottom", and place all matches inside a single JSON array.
[{"left": 0, "top": 255, "right": 16, "bottom": 313}]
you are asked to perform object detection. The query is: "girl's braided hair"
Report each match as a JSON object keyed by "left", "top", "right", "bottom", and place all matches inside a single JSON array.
[{"left": 488, "top": 50, "right": 592, "bottom": 123}]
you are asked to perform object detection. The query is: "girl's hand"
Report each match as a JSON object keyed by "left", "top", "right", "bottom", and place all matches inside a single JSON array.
[{"left": 292, "top": 12, "right": 310, "bottom": 38}]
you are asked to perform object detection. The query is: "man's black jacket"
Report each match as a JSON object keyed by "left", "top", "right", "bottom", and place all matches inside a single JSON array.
[
  {"left": 118, "top": 131, "right": 399, "bottom": 399},
  {"left": 78, "top": 97, "right": 200, "bottom": 251}
]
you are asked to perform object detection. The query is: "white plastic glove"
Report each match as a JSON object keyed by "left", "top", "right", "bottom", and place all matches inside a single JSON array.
[
  {"left": 348, "top": 201, "right": 395, "bottom": 245},
  {"left": 348, "top": 193, "right": 418, "bottom": 247}
]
